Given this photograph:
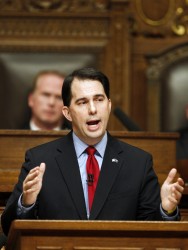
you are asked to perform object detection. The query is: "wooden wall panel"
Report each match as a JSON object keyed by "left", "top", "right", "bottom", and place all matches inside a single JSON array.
[
  {"left": 129, "top": 0, "right": 188, "bottom": 131},
  {"left": 0, "top": 0, "right": 130, "bottom": 131},
  {"left": 0, "top": 0, "right": 188, "bottom": 131}
]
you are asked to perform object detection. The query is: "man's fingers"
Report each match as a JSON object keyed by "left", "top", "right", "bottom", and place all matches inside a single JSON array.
[
  {"left": 23, "top": 163, "right": 46, "bottom": 192},
  {"left": 172, "top": 180, "right": 184, "bottom": 195},
  {"left": 25, "top": 163, "right": 46, "bottom": 182},
  {"left": 24, "top": 177, "right": 39, "bottom": 191},
  {"left": 22, "top": 163, "right": 46, "bottom": 206},
  {"left": 177, "top": 177, "right": 185, "bottom": 187},
  {"left": 24, "top": 169, "right": 39, "bottom": 183}
]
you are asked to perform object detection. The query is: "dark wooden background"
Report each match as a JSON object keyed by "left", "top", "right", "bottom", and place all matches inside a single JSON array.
[{"left": 0, "top": 0, "right": 188, "bottom": 131}]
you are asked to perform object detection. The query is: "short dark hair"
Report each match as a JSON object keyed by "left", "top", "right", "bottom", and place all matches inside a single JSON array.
[{"left": 62, "top": 67, "right": 110, "bottom": 106}]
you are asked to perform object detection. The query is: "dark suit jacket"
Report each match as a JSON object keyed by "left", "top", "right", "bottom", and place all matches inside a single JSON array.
[
  {"left": 1, "top": 131, "right": 163, "bottom": 235},
  {"left": 21, "top": 118, "right": 72, "bottom": 130}
]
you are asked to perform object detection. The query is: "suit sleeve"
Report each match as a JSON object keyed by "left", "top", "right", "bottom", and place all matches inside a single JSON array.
[{"left": 136, "top": 154, "right": 162, "bottom": 220}]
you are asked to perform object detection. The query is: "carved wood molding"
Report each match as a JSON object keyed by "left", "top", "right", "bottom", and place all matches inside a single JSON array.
[
  {"left": 146, "top": 43, "right": 188, "bottom": 81},
  {"left": 172, "top": 0, "right": 188, "bottom": 36},
  {"left": 0, "top": 0, "right": 110, "bottom": 12},
  {"left": 135, "top": 0, "right": 175, "bottom": 26},
  {"left": 0, "top": 17, "right": 109, "bottom": 40},
  {"left": 145, "top": 42, "right": 188, "bottom": 131},
  {"left": 130, "top": 0, "right": 188, "bottom": 37}
]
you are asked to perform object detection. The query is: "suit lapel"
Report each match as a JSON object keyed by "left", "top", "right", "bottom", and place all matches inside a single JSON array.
[
  {"left": 55, "top": 132, "right": 87, "bottom": 219},
  {"left": 90, "top": 134, "right": 124, "bottom": 219}
]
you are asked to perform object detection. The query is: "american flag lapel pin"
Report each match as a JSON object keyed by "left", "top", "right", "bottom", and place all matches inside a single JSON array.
[{"left": 112, "top": 158, "right": 118, "bottom": 163}]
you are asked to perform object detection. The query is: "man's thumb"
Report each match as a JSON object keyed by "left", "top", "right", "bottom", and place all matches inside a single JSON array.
[
  {"left": 39, "top": 162, "right": 46, "bottom": 176},
  {"left": 165, "top": 168, "right": 177, "bottom": 184}
]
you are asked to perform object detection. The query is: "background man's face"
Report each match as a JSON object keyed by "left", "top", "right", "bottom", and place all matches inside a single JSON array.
[{"left": 29, "top": 74, "right": 64, "bottom": 127}]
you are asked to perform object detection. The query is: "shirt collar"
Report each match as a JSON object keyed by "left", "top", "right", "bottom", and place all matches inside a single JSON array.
[
  {"left": 30, "top": 120, "right": 61, "bottom": 131},
  {"left": 72, "top": 131, "right": 107, "bottom": 158}
]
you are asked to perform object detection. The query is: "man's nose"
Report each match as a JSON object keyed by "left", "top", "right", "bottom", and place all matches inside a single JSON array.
[
  {"left": 89, "top": 102, "right": 97, "bottom": 114},
  {"left": 48, "top": 96, "right": 56, "bottom": 105}
]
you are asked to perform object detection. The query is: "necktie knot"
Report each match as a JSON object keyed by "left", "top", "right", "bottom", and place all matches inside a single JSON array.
[{"left": 86, "top": 146, "right": 96, "bottom": 156}]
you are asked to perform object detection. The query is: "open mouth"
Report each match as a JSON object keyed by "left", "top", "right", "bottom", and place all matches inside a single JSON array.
[{"left": 87, "top": 120, "right": 100, "bottom": 126}]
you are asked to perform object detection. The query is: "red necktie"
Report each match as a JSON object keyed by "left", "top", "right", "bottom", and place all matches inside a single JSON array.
[{"left": 86, "top": 146, "right": 100, "bottom": 211}]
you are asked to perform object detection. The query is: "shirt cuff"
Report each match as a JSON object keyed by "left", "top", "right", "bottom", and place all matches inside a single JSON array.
[
  {"left": 160, "top": 203, "right": 180, "bottom": 221},
  {"left": 17, "top": 194, "right": 35, "bottom": 215}
]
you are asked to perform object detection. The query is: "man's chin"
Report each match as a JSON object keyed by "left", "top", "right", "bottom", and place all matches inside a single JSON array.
[
  {"left": 85, "top": 130, "right": 105, "bottom": 143},
  {"left": 41, "top": 119, "right": 59, "bottom": 128}
]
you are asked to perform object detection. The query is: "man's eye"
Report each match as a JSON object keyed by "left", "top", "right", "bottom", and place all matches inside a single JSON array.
[
  {"left": 43, "top": 93, "right": 50, "bottom": 97},
  {"left": 56, "top": 96, "right": 62, "bottom": 101},
  {"left": 96, "top": 98, "right": 104, "bottom": 102},
  {"left": 78, "top": 101, "right": 86, "bottom": 105}
]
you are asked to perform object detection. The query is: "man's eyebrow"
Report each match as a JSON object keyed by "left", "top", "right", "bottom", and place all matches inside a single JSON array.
[
  {"left": 75, "top": 94, "right": 105, "bottom": 103},
  {"left": 94, "top": 94, "right": 105, "bottom": 98},
  {"left": 75, "top": 97, "right": 87, "bottom": 103}
]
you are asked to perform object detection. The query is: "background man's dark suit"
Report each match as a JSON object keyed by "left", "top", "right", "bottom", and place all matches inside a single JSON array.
[
  {"left": 21, "top": 118, "right": 72, "bottom": 130},
  {"left": 1, "top": 131, "right": 162, "bottom": 235}
]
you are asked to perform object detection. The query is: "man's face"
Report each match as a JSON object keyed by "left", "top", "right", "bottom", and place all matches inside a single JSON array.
[
  {"left": 28, "top": 74, "right": 64, "bottom": 128},
  {"left": 63, "top": 78, "right": 111, "bottom": 145}
]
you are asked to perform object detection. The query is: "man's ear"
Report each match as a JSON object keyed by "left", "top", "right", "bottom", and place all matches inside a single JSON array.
[
  {"left": 28, "top": 93, "right": 34, "bottom": 108},
  {"left": 109, "top": 99, "right": 112, "bottom": 112},
  {"left": 62, "top": 106, "right": 72, "bottom": 122}
]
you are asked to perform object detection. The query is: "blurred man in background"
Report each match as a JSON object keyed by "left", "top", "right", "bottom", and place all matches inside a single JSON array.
[{"left": 23, "top": 70, "right": 71, "bottom": 130}]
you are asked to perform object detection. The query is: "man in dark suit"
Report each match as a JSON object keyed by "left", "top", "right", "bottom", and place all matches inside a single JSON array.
[{"left": 1, "top": 67, "right": 184, "bottom": 236}]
